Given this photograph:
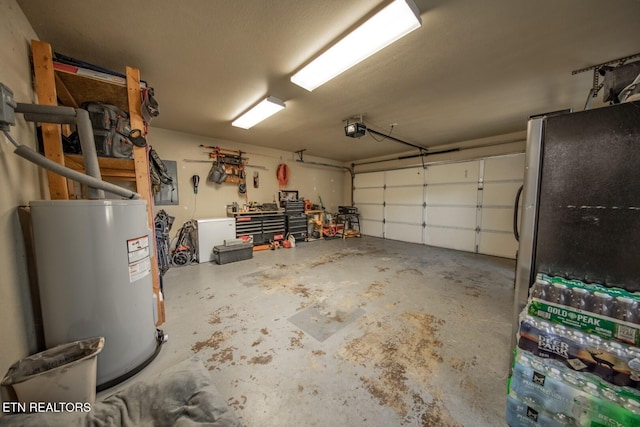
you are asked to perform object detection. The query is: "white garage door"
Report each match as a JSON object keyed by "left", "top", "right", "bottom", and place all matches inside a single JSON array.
[
  {"left": 353, "top": 153, "right": 524, "bottom": 259},
  {"left": 353, "top": 171, "right": 384, "bottom": 237},
  {"left": 384, "top": 168, "right": 425, "bottom": 244},
  {"left": 425, "top": 160, "right": 480, "bottom": 252},
  {"left": 478, "top": 154, "right": 525, "bottom": 258}
]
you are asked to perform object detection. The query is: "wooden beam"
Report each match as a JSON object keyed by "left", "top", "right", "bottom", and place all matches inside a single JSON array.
[
  {"left": 31, "top": 40, "right": 68, "bottom": 199},
  {"left": 54, "top": 73, "right": 79, "bottom": 108},
  {"left": 64, "top": 155, "right": 137, "bottom": 180},
  {"left": 126, "top": 66, "right": 165, "bottom": 325}
]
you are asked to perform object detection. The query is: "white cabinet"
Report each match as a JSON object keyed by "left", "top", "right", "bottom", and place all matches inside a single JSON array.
[{"left": 195, "top": 218, "right": 236, "bottom": 263}]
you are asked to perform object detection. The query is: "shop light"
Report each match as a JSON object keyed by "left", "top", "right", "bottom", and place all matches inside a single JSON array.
[
  {"left": 232, "top": 96, "right": 286, "bottom": 129},
  {"left": 290, "top": 0, "right": 421, "bottom": 91}
]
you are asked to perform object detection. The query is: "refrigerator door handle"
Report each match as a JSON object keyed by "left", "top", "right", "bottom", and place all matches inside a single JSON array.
[{"left": 513, "top": 184, "right": 523, "bottom": 242}]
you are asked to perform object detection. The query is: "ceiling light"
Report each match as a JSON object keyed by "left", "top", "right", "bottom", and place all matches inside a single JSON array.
[
  {"left": 290, "top": 0, "right": 421, "bottom": 91},
  {"left": 232, "top": 96, "right": 286, "bottom": 129}
]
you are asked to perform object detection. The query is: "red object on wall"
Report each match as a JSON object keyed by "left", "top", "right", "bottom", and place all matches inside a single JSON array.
[{"left": 277, "top": 163, "right": 290, "bottom": 188}]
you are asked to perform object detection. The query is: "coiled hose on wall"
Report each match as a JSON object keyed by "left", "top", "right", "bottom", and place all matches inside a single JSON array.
[{"left": 277, "top": 163, "right": 290, "bottom": 187}]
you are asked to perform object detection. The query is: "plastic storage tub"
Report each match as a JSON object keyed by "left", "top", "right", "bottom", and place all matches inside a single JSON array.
[
  {"left": 213, "top": 243, "right": 253, "bottom": 264},
  {"left": 1, "top": 337, "right": 104, "bottom": 405}
]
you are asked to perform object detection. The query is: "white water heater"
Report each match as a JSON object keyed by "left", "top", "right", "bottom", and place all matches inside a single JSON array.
[{"left": 30, "top": 200, "right": 159, "bottom": 388}]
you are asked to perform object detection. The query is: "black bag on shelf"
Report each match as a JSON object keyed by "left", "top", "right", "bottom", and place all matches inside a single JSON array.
[{"left": 82, "top": 102, "right": 134, "bottom": 158}]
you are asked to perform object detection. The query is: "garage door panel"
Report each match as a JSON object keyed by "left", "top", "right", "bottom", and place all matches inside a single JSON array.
[
  {"left": 386, "top": 223, "right": 423, "bottom": 244},
  {"left": 426, "top": 183, "right": 477, "bottom": 206},
  {"left": 354, "top": 171, "right": 384, "bottom": 187},
  {"left": 483, "top": 182, "right": 522, "bottom": 206},
  {"left": 426, "top": 227, "right": 476, "bottom": 252},
  {"left": 354, "top": 188, "right": 384, "bottom": 204},
  {"left": 358, "top": 204, "right": 383, "bottom": 221},
  {"left": 387, "top": 205, "right": 422, "bottom": 224},
  {"left": 426, "top": 161, "right": 480, "bottom": 184},
  {"left": 479, "top": 231, "right": 518, "bottom": 258},
  {"left": 427, "top": 206, "right": 476, "bottom": 228},
  {"left": 386, "top": 186, "right": 423, "bottom": 204},
  {"left": 484, "top": 154, "right": 525, "bottom": 181},
  {"left": 481, "top": 207, "right": 514, "bottom": 232},
  {"left": 361, "top": 219, "right": 383, "bottom": 237},
  {"left": 385, "top": 168, "right": 424, "bottom": 186}
]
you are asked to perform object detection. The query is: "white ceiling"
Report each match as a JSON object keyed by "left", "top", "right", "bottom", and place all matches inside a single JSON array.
[{"left": 16, "top": 0, "right": 640, "bottom": 162}]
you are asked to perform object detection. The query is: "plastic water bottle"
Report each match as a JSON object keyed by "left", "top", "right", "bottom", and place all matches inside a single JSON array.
[
  {"left": 506, "top": 395, "right": 577, "bottom": 427},
  {"left": 530, "top": 278, "right": 551, "bottom": 301},
  {"left": 548, "top": 282, "right": 569, "bottom": 306},
  {"left": 568, "top": 287, "right": 592, "bottom": 312},
  {"left": 592, "top": 292, "right": 614, "bottom": 317}
]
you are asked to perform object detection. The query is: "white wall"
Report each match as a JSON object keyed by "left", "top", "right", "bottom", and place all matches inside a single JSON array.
[
  {"left": 0, "top": 0, "right": 43, "bottom": 402},
  {"left": 147, "top": 127, "right": 349, "bottom": 237},
  {"left": 353, "top": 131, "right": 526, "bottom": 173}
]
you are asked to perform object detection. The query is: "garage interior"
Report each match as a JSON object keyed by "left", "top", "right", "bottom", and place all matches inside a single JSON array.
[{"left": 1, "top": 1, "right": 640, "bottom": 426}]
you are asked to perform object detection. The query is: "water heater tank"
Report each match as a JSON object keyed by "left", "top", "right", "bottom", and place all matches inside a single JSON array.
[{"left": 30, "top": 200, "right": 159, "bottom": 388}]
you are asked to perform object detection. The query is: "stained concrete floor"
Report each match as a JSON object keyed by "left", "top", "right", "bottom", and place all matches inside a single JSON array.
[{"left": 105, "top": 236, "right": 516, "bottom": 426}]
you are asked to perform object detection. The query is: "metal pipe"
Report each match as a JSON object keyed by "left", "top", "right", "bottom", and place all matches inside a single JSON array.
[
  {"left": 5, "top": 132, "right": 140, "bottom": 199},
  {"left": 15, "top": 102, "right": 77, "bottom": 117},
  {"left": 294, "top": 159, "right": 353, "bottom": 175},
  {"left": 22, "top": 113, "right": 78, "bottom": 124},
  {"left": 6, "top": 90, "right": 138, "bottom": 200},
  {"left": 353, "top": 136, "right": 529, "bottom": 167},
  {"left": 353, "top": 148, "right": 460, "bottom": 167},
  {"left": 16, "top": 102, "right": 108, "bottom": 199},
  {"left": 75, "top": 108, "right": 104, "bottom": 199},
  {"left": 397, "top": 148, "right": 460, "bottom": 160},
  {"left": 367, "top": 127, "right": 429, "bottom": 151},
  {"left": 350, "top": 163, "right": 355, "bottom": 205}
]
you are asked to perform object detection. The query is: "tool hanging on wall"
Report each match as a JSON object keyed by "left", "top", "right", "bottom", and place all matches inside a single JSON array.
[
  {"left": 207, "top": 160, "right": 227, "bottom": 184},
  {"left": 184, "top": 159, "right": 268, "bottom": 170},
  {"left": 202, "top": 145, "right": 248, "bottom": 186},
  {"left": 253, "top": 171, "right": 259, "bottom": 188},
  {"left": 149, "top": 146, "right": 173, "bottom": 195},
  {"left": 191, "top": 175, "right": 200, "bottom": 194},
  {"left": 237, "top": 163, "right": 247, "bottom": 194}
]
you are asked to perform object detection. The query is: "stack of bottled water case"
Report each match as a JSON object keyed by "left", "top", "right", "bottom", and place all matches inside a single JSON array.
[{"left": 507, "top": 273, "right": 640, "bottom": 427}]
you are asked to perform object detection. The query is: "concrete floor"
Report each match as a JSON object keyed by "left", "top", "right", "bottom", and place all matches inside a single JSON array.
[{"left": 105, "top": 236, "right": 515, "bottom": 427}]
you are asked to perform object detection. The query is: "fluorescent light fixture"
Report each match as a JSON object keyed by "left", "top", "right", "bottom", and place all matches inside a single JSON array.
[
  {"left": 290, "top": 0, "right": 421, "bottom": 91},
  {"left": 232, "top": 96, "right": 286, "bottom": 129}
]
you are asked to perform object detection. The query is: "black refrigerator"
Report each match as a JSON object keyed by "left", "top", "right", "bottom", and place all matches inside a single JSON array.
[
  {"left": 508, "top": 101, "right": 640, "bottom": 426},
  {"left": 513, "top": 100, "right": 640, "bottom": 326}
]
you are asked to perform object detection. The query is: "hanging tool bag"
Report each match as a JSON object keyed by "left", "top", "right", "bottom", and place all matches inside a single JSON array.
[
  {"left": 207, "top": 161, "right": 227, "bottom": 184},
  {"left": 149, "top": 146, "right": 173, "bottom": 194},
  {"left": 82, "top": 102, "right": 135, "bottom": 158}
]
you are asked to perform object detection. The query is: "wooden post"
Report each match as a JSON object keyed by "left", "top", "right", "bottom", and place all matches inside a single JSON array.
[
  {"left": 126, "top": 67, "right": 165, "bottom": 325},
  {"left": 31, "top": 40, "right": 69, "bottom": 199}
]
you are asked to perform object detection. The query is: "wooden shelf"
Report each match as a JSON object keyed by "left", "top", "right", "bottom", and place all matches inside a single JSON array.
[
  {"left": 64, "top": 155, "right": 137, "bottom": 180},
  {"left": 54, "top": 70, "right": 130, "bottom": 111},
  {"left": 31, "top": 40, "right": 165, "bottom": 325}
]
